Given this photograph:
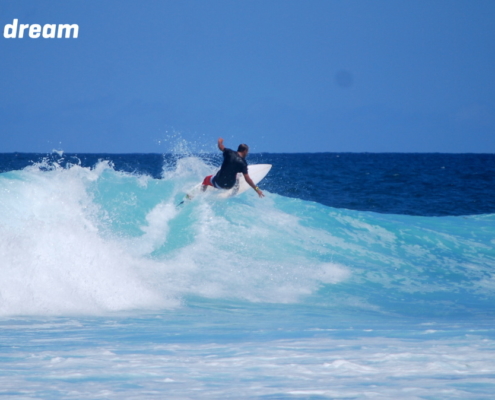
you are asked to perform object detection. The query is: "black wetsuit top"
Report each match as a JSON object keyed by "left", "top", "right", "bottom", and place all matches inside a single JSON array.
[{"left": 214, "top": 148, "right": 248, "bottom": 189}]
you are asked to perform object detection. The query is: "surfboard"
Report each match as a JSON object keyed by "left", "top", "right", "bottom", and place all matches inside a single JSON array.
[{"left": 181, "top": 164, "right": 272, "bottom": 203}]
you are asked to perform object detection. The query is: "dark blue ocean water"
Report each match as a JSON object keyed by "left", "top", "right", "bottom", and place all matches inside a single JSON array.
[
  {"left": 2, "top": 152, "right": 494, "bottom": 216},
  {"left": 1, "top": 152, "right": 494, "bottom": 399}
]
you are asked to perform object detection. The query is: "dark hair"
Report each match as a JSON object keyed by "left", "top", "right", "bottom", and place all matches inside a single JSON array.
[{"left": 237, "top": 144, "right": 249, "bottom": 153}]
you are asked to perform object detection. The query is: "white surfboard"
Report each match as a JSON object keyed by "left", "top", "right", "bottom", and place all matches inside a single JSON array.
[{"left": 182, "top": 164, "right": 272, "bottom": 203}]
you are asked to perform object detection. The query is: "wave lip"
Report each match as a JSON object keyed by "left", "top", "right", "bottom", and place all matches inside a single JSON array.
[
  {"left": 1, "top": 156, "right": 494, "bottom": 317},
  {"left": 0, "top": 159, "right": 350, "bottom": 316}
]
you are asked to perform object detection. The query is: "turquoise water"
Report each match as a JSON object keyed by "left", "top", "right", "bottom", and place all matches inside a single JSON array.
[{"left": 1, "top": 155, "right": 495, "bottom": 398}]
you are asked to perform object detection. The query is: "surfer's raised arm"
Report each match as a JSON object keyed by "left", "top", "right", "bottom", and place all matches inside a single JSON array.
[{"left": 217, "top": 138, "right": 225, "bottom": 152}]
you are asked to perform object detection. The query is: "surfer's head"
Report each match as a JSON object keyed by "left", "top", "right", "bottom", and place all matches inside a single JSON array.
[{"left": 237, "top": 144, "right": 249, "bottom": 157}]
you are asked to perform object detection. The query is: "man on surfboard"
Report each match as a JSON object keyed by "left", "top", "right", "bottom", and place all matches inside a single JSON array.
[{"left": 202, "top": 138, "right": 264, "bottom": 198}]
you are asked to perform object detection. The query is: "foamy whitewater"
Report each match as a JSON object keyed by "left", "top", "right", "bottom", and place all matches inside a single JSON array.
[{"left": 1, "top": 153, "right": 494, "bottom": 398}]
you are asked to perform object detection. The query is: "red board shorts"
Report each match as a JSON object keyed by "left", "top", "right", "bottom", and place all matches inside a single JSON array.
[{"left": 202, "top": 175, "right": 215, "bottom": 187}]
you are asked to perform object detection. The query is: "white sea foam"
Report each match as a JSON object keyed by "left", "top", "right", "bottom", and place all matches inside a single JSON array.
[
  {"left": 1, "top": 319, "right": 494, "bottom": 399},
  {"left": 0, "top": 160, "right": 351, "bottom": 316},
  {"left": 1, "top": 156, "right": 494, "bottom": 317}
]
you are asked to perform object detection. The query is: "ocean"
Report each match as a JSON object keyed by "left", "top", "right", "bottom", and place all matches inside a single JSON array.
[{"left": 1, "top": 151, "right": 494, "bottom": 399}]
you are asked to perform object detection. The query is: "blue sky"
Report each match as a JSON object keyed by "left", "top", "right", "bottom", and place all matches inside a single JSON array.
[{"left": 1, "top": 0, "right": 494, "bottom": 153}]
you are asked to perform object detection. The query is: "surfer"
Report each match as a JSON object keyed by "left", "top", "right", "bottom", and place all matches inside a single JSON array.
[{"left": 202, "top": 138, "right": 264, "bottom": 198}]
